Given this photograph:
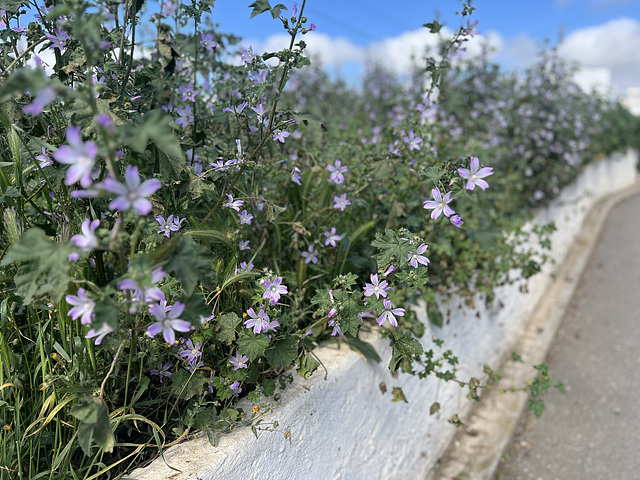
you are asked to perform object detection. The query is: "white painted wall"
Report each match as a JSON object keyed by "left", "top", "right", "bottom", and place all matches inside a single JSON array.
[{"left": 131, "top": 150, "right": 638, "bottom": 480}]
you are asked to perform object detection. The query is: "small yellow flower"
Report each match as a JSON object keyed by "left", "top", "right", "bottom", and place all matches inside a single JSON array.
[
  {"left": 252, "top": 406, "right": 259, "bottom": 414},
  {"left": 51, "top": 353, "right": 58, "bottom": 359},
  {"left": 243, "top": 312, "right": 248, "bottom": 317},
  {"left": 4, "top": 425, "right": 10, "bottom": 431}
]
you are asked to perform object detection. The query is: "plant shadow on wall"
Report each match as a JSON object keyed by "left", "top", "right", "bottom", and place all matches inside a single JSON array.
[{"left": 0, "top": 0, "right": 637, "bottom": 478}]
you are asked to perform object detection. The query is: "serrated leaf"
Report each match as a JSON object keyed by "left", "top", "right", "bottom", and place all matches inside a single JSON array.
[
  {"left": 389, "top": 332, "right": 423, "bottom": 373},
  {"left": 345, "top": 336, "right": 381, "bottom": 362},
  {"left": 391, "top": 387, "right": 408, "bottom": 403},
  {"left": 169, "top": 369, "right": 208, "bottom": 401},
  {"left": 1, "top": 228, "right": 73, "bottom": 304},
  {"left": 420, "top": 166, "right": 446, "bottom": 184},
  {"left": 215, "top": 313, "right": 240, "bottom": 345},
  {"left": 124, "top": 110, "right": 184, "bottom": 170},
  {"left": 423, "top": 20, "right": 443, "bottom": 33},
  {"left": 164, "top": 235, "right": 210, "bottom": 294},
  {"left": 248, "top": 0, "right": 271, "bottom": 18},
  {"left": 528, "top": 399, "right": 545, "bottom": 417},
  {"left": 69, "top": 396, "right": 115, "bottom": 456},
  {"left": 264, "top": 336, "right": 298, "bottom": 368},
  {"left": 237, "top": 332, "right": 270, "bottom": 361},
  {"left": 371, "top": 229, "right": 412, "bottom": 266},
  {"left": 296, "top": 351, "right": 320, "bottom": 379}
]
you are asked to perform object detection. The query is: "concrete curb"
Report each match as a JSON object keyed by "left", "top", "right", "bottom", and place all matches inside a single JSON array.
[{"left": 427, "top": 180, "right": 640, "bottom": 480}]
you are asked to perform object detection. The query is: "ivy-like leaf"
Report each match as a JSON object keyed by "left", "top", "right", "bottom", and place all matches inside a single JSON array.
[
  {"left": 345, "top": 336, "right": 381, "bottom": 362},
  {"left": 264, "top": 336, "right": 299, "bottom": 369},
  {"left": 296, "top": 351, "right": 320, "bottom": 379},
  {"left": 169, "top": 370, "right": 208, "bottom": 401},
  {"left": 69, "top": 396, "right": 115, "bottom": 456},
  {"left": 237, "top": 331, "right": 270, "bottom": 361},
  {"left": 371, "top": 229, "right": 412, "bottom": 266},
  {"left": 164, "top": 235, "right": 210, "bottom": 294},
  {"left": 124, "top": 110, "right": 184, "bottom": 172},
  {"left": 1, "top": 228, "right": 73, "bottom": 304},
  {"left": 391, "top": 387, "right": 408, "bottom": 403},
  {"left": 215, "top": 313, "right": 240, "bottom": 345},
  {"left": 389, "top": 332, "right": 424, "bottom": 373}
]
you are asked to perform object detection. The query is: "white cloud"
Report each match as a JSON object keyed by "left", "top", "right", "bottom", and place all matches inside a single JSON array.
[
  {"left": 558, "top": 17, "right": 640, "bottom": 92},
  {"left": 255, "top": 17, "right": 640, "bottom": 94}
]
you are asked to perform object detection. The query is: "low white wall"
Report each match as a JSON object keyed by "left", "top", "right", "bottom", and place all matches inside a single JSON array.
[{"left": 131, "top": 150, "right": 638, "bottom": 480}]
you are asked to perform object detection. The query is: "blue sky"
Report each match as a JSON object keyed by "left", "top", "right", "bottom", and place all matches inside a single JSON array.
[{"left": 207, "top": 0, "right": 640, "bottom": 95}]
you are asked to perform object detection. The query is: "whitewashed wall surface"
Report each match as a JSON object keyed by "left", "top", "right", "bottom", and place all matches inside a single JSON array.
[{"left": 132, "top": 150, "right": 638, "bottom": 480}]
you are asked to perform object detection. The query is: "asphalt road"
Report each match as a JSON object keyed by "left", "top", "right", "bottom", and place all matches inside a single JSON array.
[{"left": 495, "top": 192, "right": 640, "bottom": 480}]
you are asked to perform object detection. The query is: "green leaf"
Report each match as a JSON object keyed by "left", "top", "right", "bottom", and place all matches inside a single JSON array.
[
  {"left": 391, "top": 387, "right": 408, "bottom": 403},
  {"left": 248, "top": 0, "right": 271, "bottom": 18},
  {"left": 389, "top": 332, "right": 423, "bottom": 373},
  {"left": 237, "top": 331, "right": 270, "bottom": 361},
  {"left": 423, "top": 20, "right": 443, "bottom": 33},
  {"left": 420, "top": 166, "right": 446, "bottom": 184},
  {"left": 430, "top": 402, "right": 441, "bottom": 415},
  {"left": 69, "top": 396, "right": 115, "bottom": 456},
  {"left": 345, "top": 336, "right": 381, "bottom": 362},
  {"left": 164, "top": 235, "right": 210, "bottom": 294},
  {"left": 427, "top": 301, "right": 444, "bottom": 328},
  {"left": 1, "top": 228, "right": 73, "bottom": 304},
  {"left": 262, "top": 378, "right": 276, "bottom": 397},
  {"left": 264, "top": 336, "right": 299, "bottom": 368},
  {"left": 0, "top": 0, "right": 24, "bottom": 13},
  {"left": 124, "top": 110, "right": 184, "bottom": 171},
  {"left": 371, "top": 229, "right": 412, "bottom": 266},
  {"left": 296, "top": 351, "right": 320, "bottom": 379},
  {"left": 528, "top": 399, "right": 545, "bottom": 417},
  {"left": 169, "top": 369, "right": 208, "bottom": 401},
  {"left": 248, "top": 0, "right": 287, "bottom": 19},
  {"left": 215, "top": 313, "right": 240, "bottom": 345}
]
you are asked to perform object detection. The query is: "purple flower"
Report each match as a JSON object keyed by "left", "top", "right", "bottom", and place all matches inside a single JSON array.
[
  {"left": 179, "top": 83, "right": 198, "bottom": 103},
  {"left": 423, "top": 188, "right": 455, "bottom": 220},
  {"left": 46, "top": 29, "right": 69, "bottom": 51},
  {"left": 291, "top": 167, "right": 302, "bottom": 185},
  {"left": 185, "top": 358, "right": 205, "bottom": 373},
  {"left": 328, "top": 319, "right": 342, "bottom": 336},
  {"left": 150, "top": 362, "right": 173, "bottom": 383},
  {"left": 363, "top": 274, "right": 389, "bottom": 299},
  {"left": 408, "top": 243, "right": 429, "bottom": 268},
  {"left": 377, "top": 299, "right": 405, "bottom": 327},
  {"left": 230, "top": 352, "right": 249, "bottom": 370},
  {"left": 241, "top": 46, "right": 255, "bottom": 63},
  {"left": 458, "top": 157, "right": 493, "bottom": 190},
  {"left": 237, "top": 261, "right": 254, "bottom": 274},
  {"left": 23, "top": 86, "right": 57, "bottom": 116},
  {"left": 273, "top": 129, "right": 290, "bottom": 143},
  {"left": 403, "top": 131, "right": 422, "bottom": 151},
  {"left": 224, "top": 194, "right": 244, "bottom": 211},
  {"left": 71, "top": 218, "right": 99, "bottom": 251},
  {"left": 156, "top": 214, "right": 186, "bottom": 237},
  {"left": 52, "top": 126, "right": 98, "bottom": 188},
  {"left": 147, "top": 300, "right": 192, "bottom": 345},
  {"left": 450, "top": 215, "right": 464, "bottom": 227},
  {"left": 327, "top": 160, "right": 348, "bottom": 184},
  {"left": 201, "top": 32, "right": 217, "bottom": 53},
  {"left": 179, "top": 339, "right": 202, "bottom": 363},
  {"left": 301, "top": 244, "right": 319, "bottom": 264},
  {"left": 333, "top": 193, "right": 350, "bottom": 211},
  {"left": 250, "top": 70, "right": 268, "bottom": 86},
  {"left": 230, "top": 380, "right": 242, "bottom": 397},
  {"left": 86, "top": 322, "right": 113, "bottom": 345},
  {"left": 238, "top": 210, "right": 253, "bottom": 225},
  {"left": 323, "top": 227, "right": 342, "bottom": 247},
  {"left": 244, "top": 307, "right": 270, "bottom": 334},
  {"left": 262, "top": 277, "right": 288, "bottom": 304},
  {"left": 175, "top": 105, "right": 194, "bottom": 128},
  {"left": 251, "top": 104, "right": 267, "bottom": 123},
  {"left": 35, "top": 147, "right": 52, "bottom": 168},
  {"left": 66, "top": 288, "right": 95, "bottom": 325},
  {"left": 102, "top": 165, "right": 161, "bottom": 215},
  {"left": 118, "top": 267, "right": 166, "bottom": 307},
  {"left": 239, "top": 239, "right": 250, "bottom": 250}
]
